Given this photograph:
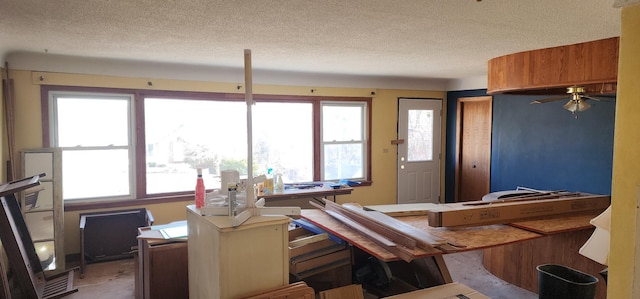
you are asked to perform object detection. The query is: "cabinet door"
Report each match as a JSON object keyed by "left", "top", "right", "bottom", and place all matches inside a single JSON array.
[{"left": 22, "top": 148, "right": 65, "bottom": 274}]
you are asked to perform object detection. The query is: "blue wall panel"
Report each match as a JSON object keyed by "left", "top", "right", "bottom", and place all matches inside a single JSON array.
[{"left": 445, "top": 90, "right": 615, "bottom": 202}]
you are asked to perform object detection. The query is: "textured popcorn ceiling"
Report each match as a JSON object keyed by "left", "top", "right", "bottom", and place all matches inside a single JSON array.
[{"left": 0, "top": 0, "right": 621, "bottom": 81}]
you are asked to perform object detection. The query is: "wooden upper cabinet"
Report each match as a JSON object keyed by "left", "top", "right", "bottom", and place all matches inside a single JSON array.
[{"left": 487, "top": 37, "right": 619, "bottom": 95}]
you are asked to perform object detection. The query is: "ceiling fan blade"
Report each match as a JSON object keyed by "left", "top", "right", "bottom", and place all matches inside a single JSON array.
[
  {"left": 582, "top": 95, "right": 613, "bottom": 102},
  {"left": 530, "top": 95, "right": 569, "bottom": 104}
]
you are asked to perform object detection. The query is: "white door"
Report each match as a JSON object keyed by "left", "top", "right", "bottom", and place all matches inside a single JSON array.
[{"left": 397, "top": 98, "right": 442, "bottom": 204}]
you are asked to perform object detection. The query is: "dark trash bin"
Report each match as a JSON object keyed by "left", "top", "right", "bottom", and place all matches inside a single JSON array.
[{"left": 537, "top": 264, "right": 599, "bottom": 299}]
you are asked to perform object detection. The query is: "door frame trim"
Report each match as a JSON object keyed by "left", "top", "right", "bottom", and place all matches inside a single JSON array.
[
  {"left": 396, "top": 98, "right": 443, "bottom": 204},
  {"left": 454, "top": 96, "right": 492, "bottom": 202}
]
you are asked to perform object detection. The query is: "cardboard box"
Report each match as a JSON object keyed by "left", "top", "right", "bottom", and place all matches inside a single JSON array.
[
  {"left": 382, "top": 282, "right": 490, "bottom": 299},
  {"left": 427, "top": 193, "right": 610, "bottom": 227}
]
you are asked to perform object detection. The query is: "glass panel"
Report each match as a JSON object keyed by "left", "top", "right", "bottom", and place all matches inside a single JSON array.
[
  {"left": 25, "top": 211, "right": 54, "bottom": 241},
  {"left": 62, "top": 149, "right": 130, "bottom": 199},
  {"left": 407, "top": 109, "right": 434, "bottom": 161},
  {"left": 145, "top": 99, "right": 315, "bottom": 193},
  {"left": 323, "top": 105, "right": 363, "bottom": 142},
  {"left": 253, "top": 102, "right": 313, "bottom": 183},
  {"left": 323, "top": 143, "right": 363, "bottom": 180},
  {"left": 145, "top": 99, "right": 246, "bottom": 193},
  {"left": 56, "top": 96, "right": 129, "bottom": 147},
  {"left": 24, "top": 181, "right": 54, "bottom": 211},
  {"left": 34, "top": 240, "right": 56, "bottom": 271}
]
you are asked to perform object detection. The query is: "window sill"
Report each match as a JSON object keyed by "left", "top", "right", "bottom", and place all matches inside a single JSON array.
[
  {"left": 64, "top": 181, "right": 371, "bottom": 212},
  {"left": 64, "top": 194, "right": 193, "bottom": 212}
]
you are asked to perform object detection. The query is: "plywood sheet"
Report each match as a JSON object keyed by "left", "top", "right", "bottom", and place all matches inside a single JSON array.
[
  {"left": 398, "top": 216, "right": 542, "bottom": 251},
  {"left": 509, "top": 212, "right": 598, "bottom": 234}
]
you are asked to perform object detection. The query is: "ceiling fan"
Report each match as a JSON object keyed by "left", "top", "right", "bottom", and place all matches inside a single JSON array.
[{"left": 530, "top": 86, "right": 614, "bottom": 116}]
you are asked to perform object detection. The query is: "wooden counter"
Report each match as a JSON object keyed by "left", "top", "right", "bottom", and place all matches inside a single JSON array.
[{"left": 484, "top": 212, "right": 607, "bottom": 299}]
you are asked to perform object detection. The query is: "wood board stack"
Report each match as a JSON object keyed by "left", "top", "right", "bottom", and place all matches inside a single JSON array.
[
  {"left": 313, "top": 200, "right": 453, "bottom": 262},
  {"left": 241, "top": 281, "right": 315, "bottom": 299},
  {"left": 288, "top": 226, "right": 351, "bottom": 279}
]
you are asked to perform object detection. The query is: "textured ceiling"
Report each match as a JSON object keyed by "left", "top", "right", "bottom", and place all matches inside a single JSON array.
[{"left": 0, "top": 0, "right": 621, "bottom": 84}]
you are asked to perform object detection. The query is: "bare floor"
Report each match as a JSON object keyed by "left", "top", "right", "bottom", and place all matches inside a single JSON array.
[{"left": 66, "top": 250, "right": 536, "bottom": 299}]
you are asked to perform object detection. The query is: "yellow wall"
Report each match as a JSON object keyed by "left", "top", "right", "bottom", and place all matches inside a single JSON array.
[
  {"left": 6, "top": 69, "right": 446, "bottom": 255},
  {"left": 609, "top": 3, "right": 640, "bottom": 298}
]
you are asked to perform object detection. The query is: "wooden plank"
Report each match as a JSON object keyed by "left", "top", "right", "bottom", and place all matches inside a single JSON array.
[
  {"left": 364, "top": 203, "right": 438, "bottom": 217},
  {"left": 509, "top": 212, "right": 597, "bottom": 234},
  {"left": 382, "top": 282, "right": 490, "bottom": 299},
  {"left": 241, "top": 281, "right": 315, "bottom": 299},
  {"left": 289, "top": 239, "right": 346, "bottom": 261},
  {"left": 300, "top": 210, "right": 441, "bottom": 262},
  {"left": 432, "top": 255, "right": 452, "bottom": 284},
  {"left": 342, "top": 203, "right": 445, "bottom": 247},
  {"left": 289, "top": 248, "right": 351, "bottom": 275},
  {"left": 326, "top": 201, "right": 418, "bottom": 249},
  {"left": 324, "top": 209, "right": 416, "bottom": 262},
  {"left": 319, "top": 284, "right": 364, "bottom": 299},
  {"left": 288, "top": 233, "right": 328, "bottom": 248}
]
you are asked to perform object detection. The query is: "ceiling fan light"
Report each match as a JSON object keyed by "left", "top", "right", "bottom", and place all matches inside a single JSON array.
[
  {"left": 563, "top": 99, "right": 591, "bottom": 113},
  {"left": 564, "top": 100, "right": 578, "bottom": 112},
  {"left": 578, "top": 101, "right": 591, "bottom": 112}
]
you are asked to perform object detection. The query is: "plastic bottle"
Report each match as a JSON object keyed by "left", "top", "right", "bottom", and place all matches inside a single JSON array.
[
  {"left": 228, "top": 183, "right": 237, "bottom": 216},
  {"left": 195, "top": 168, "right": 205, "bottom": 209},
  {"left": 274, "top": 173, "right": 284, "bottom": 192},
  {"left": 264, "top": 168, "right": 274, "bottom": 195}
]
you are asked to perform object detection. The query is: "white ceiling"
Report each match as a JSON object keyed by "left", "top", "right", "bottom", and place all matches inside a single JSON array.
[{"left": 0, "top": 0, "right": 621, "bottom": 90}]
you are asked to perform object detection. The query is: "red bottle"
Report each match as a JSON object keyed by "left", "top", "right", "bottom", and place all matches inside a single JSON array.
[{"left": 195, "top": 168, "right": 205, "bottom": 208}]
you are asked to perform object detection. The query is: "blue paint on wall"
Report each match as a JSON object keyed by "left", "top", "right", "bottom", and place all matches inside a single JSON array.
[
  {"left": 444, "top": 89, "right": 488, "bottom": 202},
  {"left": 491, "top": 93, "right": 615, "bottom": 194},
  {"left": 445, "top": 90, "right": 615, "bottom": 203}
]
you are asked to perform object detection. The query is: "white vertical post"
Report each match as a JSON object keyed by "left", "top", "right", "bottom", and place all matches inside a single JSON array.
[{"left": 244, "top": 49, "right": 255, "bottom": 209}]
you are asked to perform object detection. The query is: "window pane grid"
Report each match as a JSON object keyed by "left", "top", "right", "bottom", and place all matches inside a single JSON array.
[
  {"left": 320, "top": 101, "right": 367, "bottom": 181},
  {"left": 51, "top": 91, "right": 134, "bottom": 201},
  {"left": 47, "top": 87, "right": 371, "bottom": 202}
]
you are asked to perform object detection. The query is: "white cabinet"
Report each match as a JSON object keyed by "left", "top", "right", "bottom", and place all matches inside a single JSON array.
[
  {"left": 21, "top": 148, "right": 64, "bottom": 274},
  {"left": 187, "top": 205, "right": 290, "bottom": 299}
]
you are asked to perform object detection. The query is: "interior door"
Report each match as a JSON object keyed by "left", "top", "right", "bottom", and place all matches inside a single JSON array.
[
  {"left": 455, "top": 96, "right": 492, "bottom": 202},
  {"left": 397, "top": 98, "right": 442, "bottom": 204}
]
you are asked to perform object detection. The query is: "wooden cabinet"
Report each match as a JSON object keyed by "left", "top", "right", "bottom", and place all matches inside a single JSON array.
[
  {"left": 21, "top": 148, "right": 65, "bottom": 274},
  {"left": 136, "top": 238, "right": 188, "bottom": 299},
  {"left": 186, "top": 206, "right": 290, "bottom": 299}
]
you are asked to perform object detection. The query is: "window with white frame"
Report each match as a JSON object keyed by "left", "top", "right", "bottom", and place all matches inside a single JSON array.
[
  {"left": 44, "top": 87, "right": 370, "bottom": 203},
  {"left": 321, "top": 101, "right": 367, "bottom": 181},
  {"left": 49, "top": 92, "right": 135, "bottom": 201}
]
